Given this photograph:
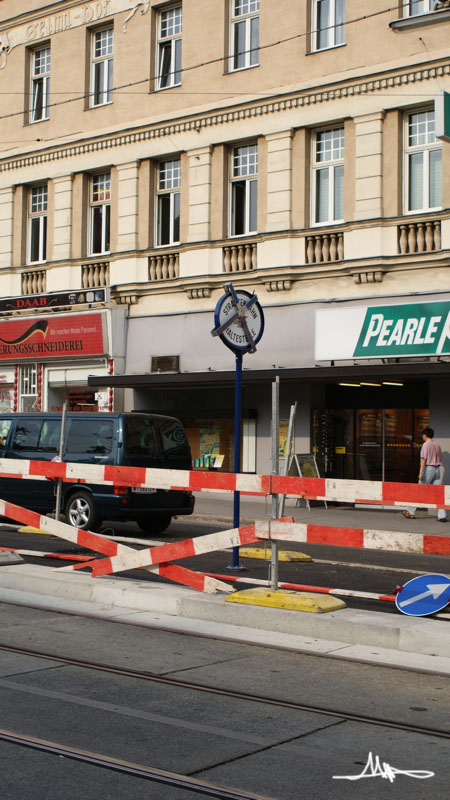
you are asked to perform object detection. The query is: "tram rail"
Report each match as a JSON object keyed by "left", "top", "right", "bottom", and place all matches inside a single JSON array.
[{"left": 0, "top": 642, "right": 449, "bottom": 742}]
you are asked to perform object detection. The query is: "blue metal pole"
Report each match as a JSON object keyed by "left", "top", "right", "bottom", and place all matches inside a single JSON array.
[{"left": 231, "top": 351, "right": 243, "bottom": 569}]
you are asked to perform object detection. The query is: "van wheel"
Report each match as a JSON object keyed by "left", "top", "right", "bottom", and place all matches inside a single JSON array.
[
  {"left": 137, "top": 514, "right": 172, "bottom": 535},
  {"left": 66, "top": 491, "right": 98, "bottom": 531}
]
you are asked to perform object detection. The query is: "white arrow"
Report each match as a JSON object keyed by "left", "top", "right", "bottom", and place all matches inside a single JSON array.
[{"left": 399, "top": 583, "right": 450, "bottom": 609}]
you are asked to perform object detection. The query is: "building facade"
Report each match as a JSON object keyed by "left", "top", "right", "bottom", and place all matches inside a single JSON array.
[{"left": 0, "top": 0, "right": 450, "bottom": 479}]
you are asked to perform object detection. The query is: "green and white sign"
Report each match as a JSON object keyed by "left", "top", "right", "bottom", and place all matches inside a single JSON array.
[{"left": 315, "top": 301, "right": 450, "bottom": 361}]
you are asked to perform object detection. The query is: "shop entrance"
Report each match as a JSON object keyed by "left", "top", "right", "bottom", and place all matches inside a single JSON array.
[
  {"left": 313, "top": 380, "right": 429, "bottom": 482},
  {"left": 313, "top": 407, "right": 429, "bottom": 482}
]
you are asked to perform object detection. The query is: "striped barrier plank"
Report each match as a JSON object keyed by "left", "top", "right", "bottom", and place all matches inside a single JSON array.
[
  {"left": 85, "top": 525, "right": 259, "bottom": 578},
  {"left": 203, "top": 573, "right": 396, "bottom": 603},
  {"left": 0, "top": 458, "right": 450, "bottom": 509},
  {"left": 75, "top": 516, "right": 450, "bottom": 578},
  {"left": 254, "top": 520, "right": 450, "bottom": 556},
  {"left": 0, "top": 499, "right": 231, "bottom": 595}
]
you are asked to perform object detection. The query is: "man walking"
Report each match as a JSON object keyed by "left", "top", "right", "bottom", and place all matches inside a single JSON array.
[{"left": 403, "top": 427, "right": 447, "bottom": 522}]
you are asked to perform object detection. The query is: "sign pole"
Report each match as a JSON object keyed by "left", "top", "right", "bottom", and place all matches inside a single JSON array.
[
  {"left": 210, "top": 283, "right": 265, "bottom": 571},
  {"left": 231, "top": 351, "right": 243, "bottom": 569}
]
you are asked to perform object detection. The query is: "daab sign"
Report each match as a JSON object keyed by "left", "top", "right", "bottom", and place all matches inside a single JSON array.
[{"left": 315, "top": 301, "right": 450, "bottom": 361}]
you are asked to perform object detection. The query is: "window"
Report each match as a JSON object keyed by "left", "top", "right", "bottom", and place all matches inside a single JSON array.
[
  {"left": 406, "top": 110, "right": 441, "bottom": 212},
  {"left": 66, "top": 419, "right": 114, "bottom": 454},
  {"left": 90, "top": 27, "right": 113, "bottom": 107},
  {"left": 312, "top": 0, "right": 345, "bottom": 51},
  {"left": 90, "top": 173, "right": 111, "bottom": 254},
  {"left": 28, "top": 185, "right": 48, "bottom": 264},
  {"left": 30, "top": 46, "right": 50, "bottom": 122},
  {"left": 230, "top": 144, "right": 258, "bottom": 235},
  {"left": 157, "top": 6, "right": 182, "bottom": 89},
  {"left": 405, "top": 0, "right": 439, "bottom": 16},
  {"left": 313, "top": 127, "right": 344, "bottom": 224},
  {"left": 230, "top": 0, "right": 260, "bottom": 71},
  {"left": 157, "top": 159, "right": 180, "bottom": 245},
  {"left": 18, "top": 365, "right": 38, "bottom": 413}
]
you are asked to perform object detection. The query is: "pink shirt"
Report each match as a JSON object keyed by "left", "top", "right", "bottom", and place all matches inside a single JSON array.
[{"left": 420, "top": 438, "right": 442, "bottom": 467}]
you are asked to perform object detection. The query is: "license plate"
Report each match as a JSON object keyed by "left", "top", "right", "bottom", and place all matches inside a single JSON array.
[{"left": 131, "top": 487, "right": 157, "bottom": 494}]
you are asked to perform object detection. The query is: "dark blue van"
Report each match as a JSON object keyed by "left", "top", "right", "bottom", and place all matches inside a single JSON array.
[{"left": 0, "top": 412, "right": 194, "bottom": 533}]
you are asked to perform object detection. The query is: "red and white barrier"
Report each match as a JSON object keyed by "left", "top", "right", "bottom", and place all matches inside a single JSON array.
[
  {"left": 254, "top": 519, "right": 450, "bottom": 556},
  {"left": 61, "top": 517, "right": 450, "bottom": 579},
  {"left": 84, "top": 525, "right": 259, "bottom": 578},
  {"left": 0, "top": 499, "right": 232, "bottom": 594},
  {"left": 1, "top": 458, "right": 450, "bottom": 510},
  {"left": 203, "top": 573, "right": 396, "bottom": 603}
]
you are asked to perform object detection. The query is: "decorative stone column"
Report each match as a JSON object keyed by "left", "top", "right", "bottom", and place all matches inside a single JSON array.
[
  {"left": 116, "top": 161, "right": 139, "bottom": 252},
  {"left": 0, "top": 187, "right": 14, "bottom": 269},
  {"left": 265, "top": 130, "right": 293, "bottom": 232},
  {"left": 187, "top": 146, "right": 211, "bottom": 242},
  {"left": 52, "top": 175, "right": 72, "bottom": 261},
  {"left": 354, "top": 111, "right": 385, "bottom": 220}
]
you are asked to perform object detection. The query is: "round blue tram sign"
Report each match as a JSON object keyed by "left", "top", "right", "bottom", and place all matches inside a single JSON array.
[{"left": 212, "top": 286, "right": 264, "bottom": 355}]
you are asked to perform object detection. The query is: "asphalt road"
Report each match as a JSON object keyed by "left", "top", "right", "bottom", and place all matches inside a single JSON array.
[
  {"left": 1, "top": 516, "right": 450, "bottom": 615},
  {"left": 0, "top": 601, "right": 449, "bottom": 800}
]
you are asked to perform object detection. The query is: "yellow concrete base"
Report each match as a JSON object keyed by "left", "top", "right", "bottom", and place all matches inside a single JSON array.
[
  {"left": 226, "top": 587, "right": 346, "bottom": 613},
  {"left": 17, "top": 527, "right": 49, "bottom": 535},
  {"left": 238, "top": 547, "right": 311, "bottom": 562}
]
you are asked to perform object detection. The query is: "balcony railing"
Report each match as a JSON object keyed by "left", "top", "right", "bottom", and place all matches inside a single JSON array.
[
  {"left": 398, "top": 221, "right": 441, "bottom": 254},
  {"left": 305, "top": 232, "right": 344, "bottom": 264},
  {"left": 21, "top": 269, "right": 46, "bottom": 295},
  {"left": 81, "top": 261, "right": 110, "bottom": 288},
  {"left": 148, "top": 252, "right": 179, "bottom": 281},
  {"left": 223, "top": 242, "right": 257, "bottom": 272}
]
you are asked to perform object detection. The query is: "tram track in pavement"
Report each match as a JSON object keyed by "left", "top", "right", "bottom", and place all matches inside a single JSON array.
[
  {"left": 0, "top": 727, "right": 274, "bottom": 800},
  {"left": 0, "top": 642, "right": 449, "bottom": 742}
]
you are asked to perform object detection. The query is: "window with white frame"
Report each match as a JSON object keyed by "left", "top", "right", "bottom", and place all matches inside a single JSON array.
[
  {"left": 230, "top": 0, "right": 260, "bottom": 71},
  {"left": 30, "top": 46, "right": 50, "bottom": 123},
  {"left": 230, "top": 144, "right": 258, "bottom": 235},
  {"left": 406, "top": 110, "right": 441, "bottom": 212},
  {"left": 19, "top": 365, "right": 38, "bottom": 412},
  {"left": 313, "top": 127, "right": 344, "bottom": 224},
  {"left": 405, "top": 0, "right": 440, "bottom": 16},
  {"left": 28, "top": 185, "right": 48, "bottom": 264},
  {"left": 157, "top": 6, "right": 182, "bottom": 89},
  {"left": 157, "top": 159, "right": 180, "bottom": 245},
  {"left": 90, "top": 27, "right": 113, "bottom": 107},
  {"left": 90, "top": 173, "right": 111, "bottom": 254},
  {"left": 312, "top": 0, "right": 345, "bottom": 51}
]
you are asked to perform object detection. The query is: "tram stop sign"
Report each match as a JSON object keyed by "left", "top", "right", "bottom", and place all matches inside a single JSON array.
[
  {"left": 395, "top": 573, "right": 450, "bottom": 617},
  {"left": 211, "top": 285, "right": 264, "bottom": 355}
]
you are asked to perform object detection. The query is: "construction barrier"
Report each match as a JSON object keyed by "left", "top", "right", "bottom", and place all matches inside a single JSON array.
[
  {"left": 1, "top": 458, "right": 450, "bottom": 509},
  {"left": 0, "top": 498, "right": 232, "bottom": 594},
  {"left": 1, "top": 459, "right": 450, "bottom": 592}
]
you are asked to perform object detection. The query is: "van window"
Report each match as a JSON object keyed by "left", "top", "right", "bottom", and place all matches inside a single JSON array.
[
  {"left": 66, "top": 419, "right": 114, "bottom": 454},
  {"left": 155, "top": 418, "right": 189, "bottom": 456},
  {"left": 39, "top": 420, "right": 62, "bottom": 453},
  {"left": 13, "top": 420, "right": 42, "bottom": 451},
  {"left": 0, "top": 419, "right": 12, "bottom": 450},
  {"left": 124, "top": 417, "right": 158, "bottom": 457}
]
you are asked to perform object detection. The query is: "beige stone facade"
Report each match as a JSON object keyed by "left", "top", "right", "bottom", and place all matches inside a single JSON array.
[{"left": 0, "top": 0, "right": 450, "bottom": 476}]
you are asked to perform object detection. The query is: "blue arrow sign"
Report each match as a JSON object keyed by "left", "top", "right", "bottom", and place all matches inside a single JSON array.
[{"left": 395, "top": 573, "right": 450, "bottom": 617}]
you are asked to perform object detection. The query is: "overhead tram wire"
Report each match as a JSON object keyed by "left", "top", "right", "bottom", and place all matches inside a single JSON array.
[{"left": 0, "top": 2, "right": 425, "bottom": 128}]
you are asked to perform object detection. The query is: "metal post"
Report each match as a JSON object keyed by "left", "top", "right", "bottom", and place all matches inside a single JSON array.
[
  {"left": 230, "top": 351, "right": 244, "bottom": 570},
  {"left": 270, "top": 376, "right": 279, "bottom": 591},
  {"left": 54, "top": 398, "right": 68, "bottom": 522}
]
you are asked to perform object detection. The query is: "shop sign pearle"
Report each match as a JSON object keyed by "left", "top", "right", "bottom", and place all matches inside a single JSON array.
[{"left": 315, "top": 301, "right": 450, "bottom": 361}]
